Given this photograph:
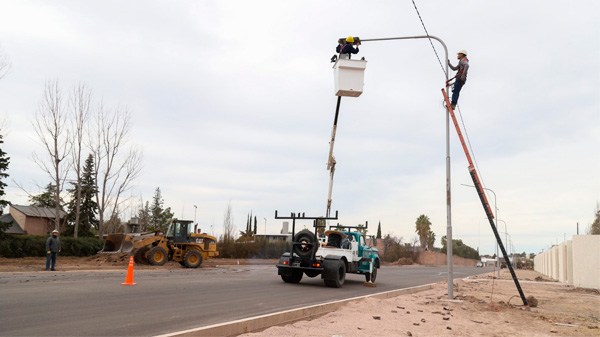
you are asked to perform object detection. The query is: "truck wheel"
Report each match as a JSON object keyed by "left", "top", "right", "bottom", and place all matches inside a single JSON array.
[
  {"left": 324, "top": 260, "right": 346, "bottom": 288},
  {"left": 148, "top": 246, "right": 168, "bottom": 266},
  {"left": 133, "top": 246, "right": 150, "bottom": 265},
  {"left": 293, "top": 231, "right": 317, "bottom": 258},
  {"left": 281, "top": 269, "right": 303, "bottom": 283},
  {"left": 184, "top": 250, "right": 203, "bottom": 268},
  {"left": 365, "top": 267, "right": 378, "bottom": 282}
]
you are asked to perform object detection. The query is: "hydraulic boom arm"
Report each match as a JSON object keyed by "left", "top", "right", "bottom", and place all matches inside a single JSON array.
[{"left": 326, "top": 96, "right": 342, "bottom": 217}]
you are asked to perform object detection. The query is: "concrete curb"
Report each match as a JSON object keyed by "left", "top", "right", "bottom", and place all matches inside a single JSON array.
[{"left": 156, "top": 283, "right": 434, "bottom": 337}]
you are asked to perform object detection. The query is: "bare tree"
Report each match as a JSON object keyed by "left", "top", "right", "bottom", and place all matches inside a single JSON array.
[
  {"left": 222, "top": 201, "right": 235, "bottom": 243},
  {"left": 0, "top": 45, "right": 11, "bottom": 80},
  {"left": 69, "top": 84, "right": 92, "bottom": 238},
  {"left": 90, "top": 104, "right": 142, "bottom": 237},
  {"left": 32, "top": 80, "right": 72, "bottom": 231}
]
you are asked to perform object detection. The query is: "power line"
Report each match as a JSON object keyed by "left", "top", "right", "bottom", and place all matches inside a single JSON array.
[
  {"left": 410, "top": 1, "right": 490, "bottom": 196},
  {"left": 411, "top": 0, "right": 448, "bottom": 77}
]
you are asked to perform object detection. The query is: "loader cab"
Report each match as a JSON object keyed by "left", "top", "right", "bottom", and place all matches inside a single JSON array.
[{"left": 165, "top": 219, "right": 193, "bottom": 243}]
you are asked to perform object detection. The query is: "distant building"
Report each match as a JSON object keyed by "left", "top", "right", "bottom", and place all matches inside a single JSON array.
[
  {"left": 254, "top": 221, "right": 292, "bottom": 243},
  {"left": 0, "top": 213, "right": 27, "bottom": 234},
  {"left": 8, "top": 205, "right": 67, "bottom": 235},
  {"left": 480, "top": 257, "right": 497, "bottom": 267},
  {"left": 254, "top": 233, "right": 292, "bottom": 243}
]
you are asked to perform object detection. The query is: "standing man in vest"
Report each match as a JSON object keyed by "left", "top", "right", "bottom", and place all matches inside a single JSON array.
[
  {"left": 448, "top": 50, "right": 469, "bottom": 109},
  {"left": 45, "top": 229, "right": 61, "bottom": 271},
  {"left": 336, "top": 36, "right": 360, "bottom": 59}
]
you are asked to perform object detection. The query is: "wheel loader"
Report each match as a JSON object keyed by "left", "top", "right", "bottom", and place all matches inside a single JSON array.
[{"left": 99, "top": 219, "right": 218, "bottom": 268}]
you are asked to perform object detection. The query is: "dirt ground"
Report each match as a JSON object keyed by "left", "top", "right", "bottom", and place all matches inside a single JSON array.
[
  {"left": 239, "top": 269, "right": 600, "bottom": 337},
  {"left": 0, "top": 255, "right": 277, "bottom": 272}
]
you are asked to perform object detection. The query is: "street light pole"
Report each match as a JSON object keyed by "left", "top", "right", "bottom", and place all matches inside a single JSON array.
[
  {"left": 498, "top": 219, "right": 508, "bottom": 255},
  {"left": 263, "top": 218, "right": 267, "bottom": 235},
  {"left": 462, "top": 184, "right": 499, "bottom": 277},
  {"left": 361, "top": 35, "right": 452, "bottom": 298}
]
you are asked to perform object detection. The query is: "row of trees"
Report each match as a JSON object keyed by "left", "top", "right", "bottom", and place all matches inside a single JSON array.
[{"left": 29, "top": 81, "right": 143, "bottom": 238}]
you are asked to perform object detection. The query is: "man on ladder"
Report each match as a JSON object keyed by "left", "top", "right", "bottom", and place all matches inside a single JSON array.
[{"left": 448, "top": 49, "right": 469, "bottom": 109}]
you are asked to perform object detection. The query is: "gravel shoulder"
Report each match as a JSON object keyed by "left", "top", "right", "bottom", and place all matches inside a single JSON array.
[{"left": 239, "top": 269, "right": 600, "bottom": 337}]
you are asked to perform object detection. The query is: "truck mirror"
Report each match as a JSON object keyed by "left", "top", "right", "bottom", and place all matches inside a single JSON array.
[{"left": 371, "top": 236, "right": 377, "bottom": 246}]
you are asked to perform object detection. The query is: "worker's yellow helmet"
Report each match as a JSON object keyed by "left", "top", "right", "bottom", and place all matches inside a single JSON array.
[{"left": 346, "top": 36, "right": 354, "bottom": 43}]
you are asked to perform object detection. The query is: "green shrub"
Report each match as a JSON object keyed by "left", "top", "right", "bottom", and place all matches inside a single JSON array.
[
  {"left": 217, "top": 240, "right": 290, "bottom": 259},
  {"left": 0, "top": 234, "right": 103, "bottom": 258}
]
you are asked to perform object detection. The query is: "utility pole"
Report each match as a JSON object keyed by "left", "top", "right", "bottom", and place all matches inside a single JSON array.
[{"left": 361, "top": 34, "right": 451, "bottom": 298}]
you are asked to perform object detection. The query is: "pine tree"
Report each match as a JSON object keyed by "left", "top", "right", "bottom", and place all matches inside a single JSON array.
[
  {"left": 0, "top": 133, "right": 10, "bottom": 233},
  {"left": 65, "top": 154, "right": 98, "bottom": 237},
  {"left": 137, "top": 200, "right": 151, "bottom": 231},
  {"left": 253, "top": 216, "right": 257, "bottom": 234},
  {"left": 376, "top": 221, "right": 382, "bottom": 239},
  {"left": 29, "top": 184, "right": 63, "bottom": 208},
  {"left": 150, "top": 187, "right": 173, "bottom": 231}
]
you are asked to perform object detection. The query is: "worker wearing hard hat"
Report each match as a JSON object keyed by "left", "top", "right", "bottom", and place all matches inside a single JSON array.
[
  {"left": 45, "top": 229, "right": 61, "bottom": 271},
  {"left": 336, "top": 36, "right": 360, "bottom": 59},
  {"left": 448, "top": 50, "right": 469, "bottom": 109}
]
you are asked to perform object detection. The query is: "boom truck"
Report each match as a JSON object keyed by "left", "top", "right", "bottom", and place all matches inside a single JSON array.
[
  {"left": 99, "top": 219, "right": 218, "bottom": 268},
  {"left": 275, "top": 211, "right": 380, "bottom": 288}
]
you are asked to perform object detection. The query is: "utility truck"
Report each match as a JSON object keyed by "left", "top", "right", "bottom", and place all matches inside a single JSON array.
[{"left": 275, "top": 211, "right": 379, "bottom": 288}]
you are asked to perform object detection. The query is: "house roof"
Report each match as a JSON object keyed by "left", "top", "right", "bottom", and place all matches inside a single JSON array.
[
  {"left": 0, "top": 213, "right": 27, "bottom": 234},
  {"left": 11, "top": 205, "right": 67, "bottom": 219}
]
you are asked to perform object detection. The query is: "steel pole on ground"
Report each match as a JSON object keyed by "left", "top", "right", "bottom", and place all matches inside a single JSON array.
[{"left": 361, "top": 35, "right": 451, "bottom": 298}]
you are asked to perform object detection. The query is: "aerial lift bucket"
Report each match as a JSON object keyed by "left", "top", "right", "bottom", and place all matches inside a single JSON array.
[{"left": 99, "top": 234, "right": 135, "bottom": 254}]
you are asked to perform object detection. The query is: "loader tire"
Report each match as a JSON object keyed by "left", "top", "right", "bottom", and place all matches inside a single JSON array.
[
  {"left": 292, "top": 231, "right": 317, "bottom": 258},
  {"left": 148, "top": 246, "right": 168, "bottom": 266},
  {"left": 184, "top": 250, "right": 203, "bottom": 268},
  {"left": 133, "top": 246, "right": 150, "bottom": 265}
]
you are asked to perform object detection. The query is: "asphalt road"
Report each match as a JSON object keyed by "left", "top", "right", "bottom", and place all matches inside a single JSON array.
[{"left": 0, "top": 265, "right": 491, "bottom": 336}]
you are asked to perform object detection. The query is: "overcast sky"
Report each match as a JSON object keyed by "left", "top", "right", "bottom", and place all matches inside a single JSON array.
[{"left": 0, "top": 1, "right": 598, "bottom": 255}]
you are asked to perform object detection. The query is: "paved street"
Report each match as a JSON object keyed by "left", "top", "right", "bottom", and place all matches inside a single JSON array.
[{"left": 0, "top": 265, "right": 491, "bottom": 336}]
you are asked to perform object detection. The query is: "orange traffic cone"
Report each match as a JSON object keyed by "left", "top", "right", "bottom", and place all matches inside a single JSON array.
[{"left": 121, "top": 256, "right": 136, "bottom": 285}]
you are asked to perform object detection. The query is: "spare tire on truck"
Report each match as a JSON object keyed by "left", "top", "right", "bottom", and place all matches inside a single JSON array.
[{"left": 292, "top": 231, "right": 317, "bottom": 258}]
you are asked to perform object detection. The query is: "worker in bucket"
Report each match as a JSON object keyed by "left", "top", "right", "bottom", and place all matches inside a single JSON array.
[
  {"left": 336, "top": 36, "right": 360, "bottom": 59},
  {"left": 448, "top": 50, "right": 469, "bottom": 109},
  {"left": 45, "top": 229, "right": 61, "bottom": 271}
]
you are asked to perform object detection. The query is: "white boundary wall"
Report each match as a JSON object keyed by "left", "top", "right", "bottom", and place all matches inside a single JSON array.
[{"left": 534, "top": 235, "right": 599, "bottom": 289}]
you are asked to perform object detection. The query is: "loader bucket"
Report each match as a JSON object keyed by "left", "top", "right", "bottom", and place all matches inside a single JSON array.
[{"left": 99, "top": 234, "right": 135, "bottom": 254}]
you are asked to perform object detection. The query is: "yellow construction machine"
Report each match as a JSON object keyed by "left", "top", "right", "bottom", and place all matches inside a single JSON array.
[{"left": 99, "top": 219, "right": 218, "bottom": 268}]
